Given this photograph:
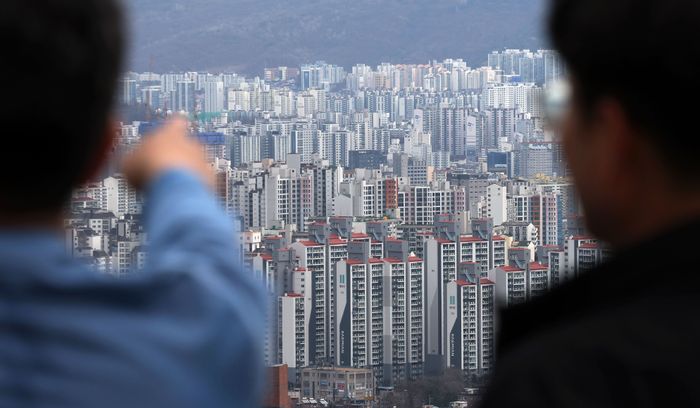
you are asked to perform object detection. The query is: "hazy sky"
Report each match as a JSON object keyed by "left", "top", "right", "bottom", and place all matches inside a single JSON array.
[{"left": 124, "top": 0, "right": 547, "bottom": 74}]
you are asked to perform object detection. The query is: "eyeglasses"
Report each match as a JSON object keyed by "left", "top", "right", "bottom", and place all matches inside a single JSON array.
[{"left": 543, "top": 78, "right": 572, "bottom": 128}]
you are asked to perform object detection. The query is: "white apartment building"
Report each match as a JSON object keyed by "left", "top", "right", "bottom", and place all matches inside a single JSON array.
[
  {"left": 290, "top": 240, "right": 328, "bottom": 365},
  {"left": 102, "top": 176, "right": 139, "bottom": 218},
  {"left": 423, "top": 238, "right": 457, "bottom": 369},
  {"left": 458, "top": 235, "right": 507, "bottom": 272},
  {"left": 445, "top": 278, "right": 496, "bottom": 376},
  {"left": 278, "top": 293, "right": 312, "bottom": 379},
  {"left": 485, "top": 184, "right": 507, "bottom": 226},
  {"left": 335, "top": 256, "right": 424, "bottom": 386},
  {"left": 203, "top": 80, "right": 225, "bottom": 113},
  {"left": 491, "top": 262, "right": 550, "bottom": 308},
  {"left": 264, "top": 171, "right": 314, "bottom": 231}
]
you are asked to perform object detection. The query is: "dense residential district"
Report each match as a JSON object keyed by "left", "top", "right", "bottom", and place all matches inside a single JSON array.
[{"left": 66, "top": 49, "right": 605, "bottom": 405}]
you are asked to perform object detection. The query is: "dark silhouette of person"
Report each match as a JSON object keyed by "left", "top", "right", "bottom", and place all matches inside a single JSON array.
[{"left": 481, "top": 0, "right": 700, "bottom": 406}]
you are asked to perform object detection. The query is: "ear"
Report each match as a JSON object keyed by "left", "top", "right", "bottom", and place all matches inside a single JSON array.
[
  {"left": 79, "top": 119, "right": 118, "bottom": 184},
  {"left": 596, "top": 99, "right": 641, "bottom": 194}
]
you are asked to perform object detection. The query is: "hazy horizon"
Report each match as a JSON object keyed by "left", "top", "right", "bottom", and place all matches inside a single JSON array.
[{"left": 124, "top": 0, "right": 547, "bottom": 74}]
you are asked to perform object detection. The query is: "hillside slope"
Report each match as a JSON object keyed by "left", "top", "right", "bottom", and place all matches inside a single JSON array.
[{"left": 125, "top": 0, "right": 547, "bottom": 74}]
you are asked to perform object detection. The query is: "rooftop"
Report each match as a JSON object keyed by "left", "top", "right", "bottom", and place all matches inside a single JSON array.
[
  {"left": 456, "top": 278, "right": 495, "bottom": 286},
  {"left": 299, "top": 240, "right": 323, "bottom": 247},
  {"left": 500, "top": 265, "right": 523, "bottom": 272}
]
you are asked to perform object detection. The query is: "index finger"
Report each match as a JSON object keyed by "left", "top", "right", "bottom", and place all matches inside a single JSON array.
[{"left": 161, "top": 116, "right": 189, "bottom": 139}]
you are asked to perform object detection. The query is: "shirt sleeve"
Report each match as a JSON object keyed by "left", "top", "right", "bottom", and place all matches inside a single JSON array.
[
  {"left": 144, "top": 169, "right": 231, "bottom": 264},
  {"left": 141, "top": 169, "right": 267, "bottom": 407},
  {"left": 143, "top": 169, "right": 254, "bottom": 293}
]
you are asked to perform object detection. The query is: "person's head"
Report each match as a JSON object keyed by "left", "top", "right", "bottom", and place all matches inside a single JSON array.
[
  {"left": 549, "top": 0, "right": 700, "bottom": 247},
  {"left": 0, "top": 0, "right": 123, "bottom": 221}
]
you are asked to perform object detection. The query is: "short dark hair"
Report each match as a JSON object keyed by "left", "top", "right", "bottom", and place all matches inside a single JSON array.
[
  {"left": 0, "top": 0, "right": 124, "bottom": 213},
  {"left": 549, "top": 0, "right": 700, "bottom": 186}
]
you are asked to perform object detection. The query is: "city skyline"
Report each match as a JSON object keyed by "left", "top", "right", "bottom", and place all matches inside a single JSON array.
[
  {"left": 8, "top": 0, "right": 696, "bottom": 406},
  {"left": 70, "top": 48, "right": 585, "bottom": 405}
]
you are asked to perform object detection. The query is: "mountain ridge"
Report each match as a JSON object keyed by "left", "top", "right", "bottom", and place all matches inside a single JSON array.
[{"left": 124, "top": 0, "right": 547, "bottom": 74}]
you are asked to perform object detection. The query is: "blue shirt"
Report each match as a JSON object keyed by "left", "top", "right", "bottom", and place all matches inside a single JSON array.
[{"left": 0, "top": 170, "right": 266, "bottom": 407}]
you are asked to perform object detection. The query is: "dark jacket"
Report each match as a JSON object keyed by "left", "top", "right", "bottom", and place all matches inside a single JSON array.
[{"left": 480, "top": 219, "right": 700, "bottom": 407}]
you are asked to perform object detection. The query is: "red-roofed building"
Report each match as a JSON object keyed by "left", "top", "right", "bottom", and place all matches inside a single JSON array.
[
  {"left": 456, "top": 234, "right": 507, "bottom": 271},
  {"left": 299, "top": 240, "right": 323, "bottom": 247},
  {"left": 529, "top": 262, "right": 548, "bottom": 271},
  {"left": 500, "top": 265, "right": 523, "bottom": 273},
  {"left": 566, "top": 236, "right": 607, "bottom": 279},
  {"left": 576, "top": 240, "right": 609, "bottom": 274},
  {"left": 579, "top": 242, "right": 599, "bottom": 249},
  {"left": 492, "top": 261, "right": 552, "bottom": 307}
]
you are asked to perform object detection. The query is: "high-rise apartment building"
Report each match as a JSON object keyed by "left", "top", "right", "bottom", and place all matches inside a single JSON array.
[{"left": 204, "top": 81, "right": 225, "bottom": 113}]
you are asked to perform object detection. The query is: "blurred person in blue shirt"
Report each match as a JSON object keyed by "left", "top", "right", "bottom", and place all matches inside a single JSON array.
[{"left": 0, "top": 1, "right": 266, "bottom": 407}]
